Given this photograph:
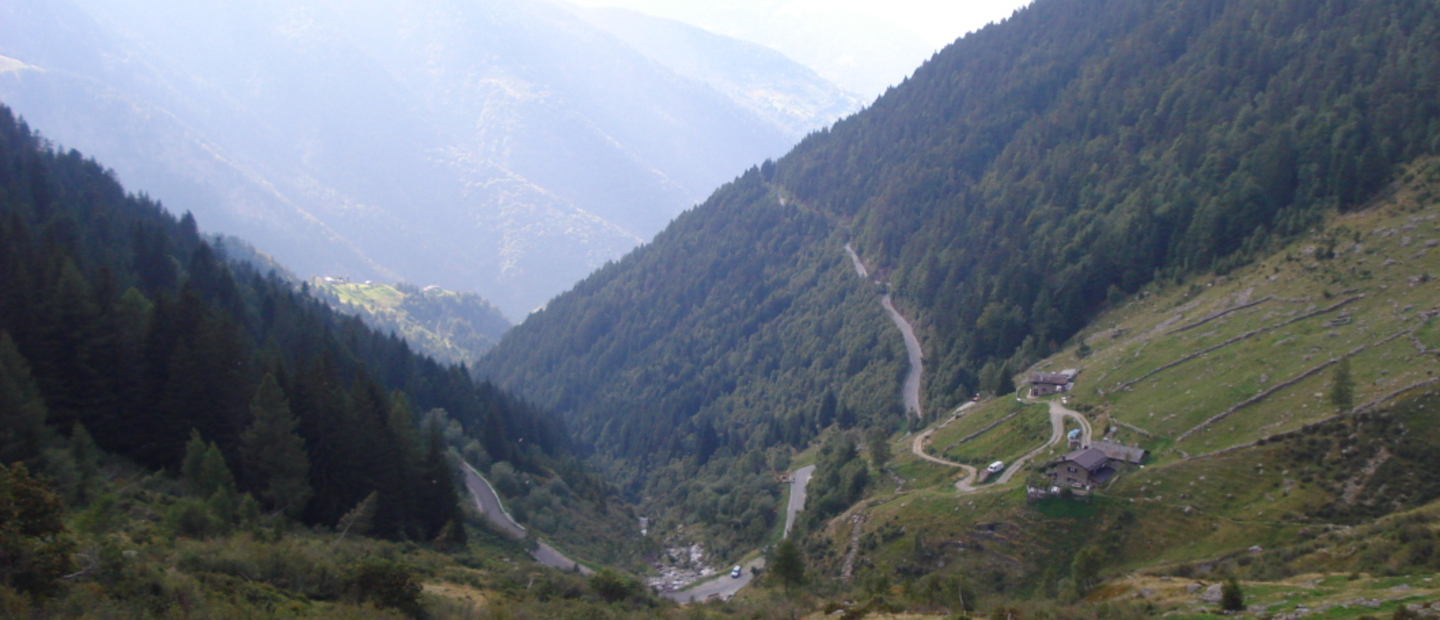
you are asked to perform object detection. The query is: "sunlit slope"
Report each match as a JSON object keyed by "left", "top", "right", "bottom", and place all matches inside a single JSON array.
[
  {"left": 308, "top": 280, "right": 511, "bottom": 366},
  {"left": 1066, "top": 157, "right": 1440, "bottom": 463},
  {"left": 823, "top": 159, "right": 1440, "bottom": 603}
]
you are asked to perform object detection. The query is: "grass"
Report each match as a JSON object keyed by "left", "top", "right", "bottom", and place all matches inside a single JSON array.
[
  {"left": 1095, "top": 571, "right": 1440, "bottom": 620},
  {"left": 1418, "top": 316, "right": 1440, "bottom": 349},
  {"left": 1030, "top": 495, "right": 1098, "bottom": 519},
  {"left": 927, "top": 398, "right": 1048, "bottom": 467},
  {"left": 765, "top": 159, "right": 1440, "bottom": 617}
]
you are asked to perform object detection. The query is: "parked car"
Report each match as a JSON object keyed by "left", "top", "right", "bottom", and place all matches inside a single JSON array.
[
  {"left": 731, "top": 565, "right": 743, "bottom": 579},
  {"left": 987, "top": 461, "right": 1005, "bottom": 474}
]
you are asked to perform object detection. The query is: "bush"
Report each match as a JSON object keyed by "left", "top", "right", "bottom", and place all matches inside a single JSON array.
[
  {"left": 345, "top": 559, "right": 423, "bottom": 618},
  {"left": 1221, "top": 578, "right": 1244, "bottom": 612},
  {"left": 588, "top": 568, "right": 640, "bottom": 603}
]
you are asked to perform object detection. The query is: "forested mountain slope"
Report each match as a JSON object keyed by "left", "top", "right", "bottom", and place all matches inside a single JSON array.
[
  {"left": 0, "top": 104, "right": 628, "bottom": 545},
  {"left": 479, "top": 0, "right": 1440, "bottom": 553}
]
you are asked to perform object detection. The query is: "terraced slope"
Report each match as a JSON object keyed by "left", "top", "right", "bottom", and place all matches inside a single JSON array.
[{"left": 806, "top": 159, "right": 1440, "bottom": 610}]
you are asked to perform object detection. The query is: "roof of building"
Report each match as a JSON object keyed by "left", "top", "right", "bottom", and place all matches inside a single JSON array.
[
  {"left": 1031, "top": 372, "right": 1070, "bottom": 385},
  {"left": 1058, "top": 448, "right": 1109, "bottom": 472},
  {"left": 1089, "top": 440, "right": 1148, "bottom": 464}
]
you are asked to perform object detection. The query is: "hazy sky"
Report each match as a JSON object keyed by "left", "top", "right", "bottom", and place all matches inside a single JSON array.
[
  {"left": 564, "top": 0, "right": 1035, "bottom": 97},
  {"left": 783, "top": 0, "right": 1034, "bottom": 48},
  {"left": 566, "top": 0, "right": 1036, "bottom": 49}
]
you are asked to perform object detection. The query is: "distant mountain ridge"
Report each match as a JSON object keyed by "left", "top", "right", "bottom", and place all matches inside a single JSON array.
[
  {"left": 0, "top": 0, "right": 839, "bottom": 317},
  {"left": 572, "top": 6, "right": 863, "bottom": 140}
]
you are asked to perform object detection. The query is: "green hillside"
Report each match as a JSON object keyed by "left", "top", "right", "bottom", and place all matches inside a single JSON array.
[
  {"left": 307, "top": 279, "right": 510, "bottom": 367},
  {"left": 791, "top": 161, "right": 1440, "bottom": 617},
  {"left": 479, "top": 0, "right": 1440, "bottom": 564}
]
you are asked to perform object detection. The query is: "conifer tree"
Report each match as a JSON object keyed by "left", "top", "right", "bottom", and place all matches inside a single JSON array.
[
  {"left": 1221, "top": 578, "right": 1245, "bottom": 612},
  {"left": 867, "top": 427, "right": 892, "bottom": 471},
  {"left": 240, "top": 374, "right": 312, "bottom": 518},
  {"left": 770, "top": 538, "right": 806, "bottom": 594},
  {"left": 181, "top": 430, "right": 208, "bottom": 491},
  {"left": 0, "top": 331, "right": 49, "bottom": 465},
  {"left": 181, "top": 430, "right": 235, "bottom": 498},
  {"left": 337, "top": 491, "right": 379, "bottom": 540},
  {"left": 67, "top": 424, "right": 101, "bottom": 505},
  {"left": 1330, "top": 356, "right": 1355, "bottom": 412}
]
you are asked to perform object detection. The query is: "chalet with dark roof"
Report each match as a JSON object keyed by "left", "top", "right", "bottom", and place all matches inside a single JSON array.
[
  {"left": 1028, "top": 372, "right": 1072, "bottom": 397},
  {"left": 1047, "top": 447, "right": 1114, "bottom": 490}
]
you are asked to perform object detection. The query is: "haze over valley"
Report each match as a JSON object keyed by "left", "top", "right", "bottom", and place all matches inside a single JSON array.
[
  {"left": 3, "top": 0, "right": 1440, "bottom": 618},
  {"left": 0, "top": 0, "right": 860, "bottom": 318}
]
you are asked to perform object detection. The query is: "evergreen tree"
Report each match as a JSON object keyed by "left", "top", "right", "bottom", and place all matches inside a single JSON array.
[
  {"left": 240, "top": 374, "right": 312, "bottom": 518},
  {"left": 1071, "top": 545, "right": 1103, "bottom": 596},
  {"left": 867, "top": 427, "right": 892, "bottom": 471},
  {"left": 337, "top": 491, "right": 379, "bottom": 540},
  {"left": 0, "top": 331, "right": 49, "bottom": 465},
  {"left": 1330, "top": 356, "right": 1355, "bottom": 412},
  {"left": 415, "top": 419, "right": 462, "bottom": 539},
  {"left": 770, "top": 538, "right": 806, "bottom": 594},
  {"left": 181, "top": 430, "right": 208, "bottom": 492},
  {"left": 66, "top": 424, "right": 102, "bottom": 505},
  {"left": 181, "top": 430, "right": 235, "bottom": 498},
  {"left": 1221, "top": 578, "right": 1245, "bottom": 612}
]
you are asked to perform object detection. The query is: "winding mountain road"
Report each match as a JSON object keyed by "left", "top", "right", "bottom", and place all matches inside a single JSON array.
[
  {"left": 461, "top": 463, "right": 593, "bottom": 575},
  {"left": 993, "top": 398, "right": 1092, "bottom": 485},
  {"left": 845, "top": 243, "right": 925, "bottom": 419},
  {"left": 783, "top": 465, "right": 815, "bottom": 538},
  {"left": 911, "top": 397, "right": 1094, "bottom": 492},
  {"left": 662, "top": 556, "right": 766, "bottom": 603},
  {"left": 882, "top": 294, "right": 925, "bottom": 418},
  {"left": 910, "top": 405, "right": 981, "bottom": 492},
  {"left": 664, "top": 464, "right": 812, "bottom": 603},
  {"left": 845, "top": 242, "right": 1096, "bottom": 493}
]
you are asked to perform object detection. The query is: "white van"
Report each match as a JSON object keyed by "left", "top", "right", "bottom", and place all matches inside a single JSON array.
[{"left": 986, "top": 461, "right": 1005, "bottom": 474}]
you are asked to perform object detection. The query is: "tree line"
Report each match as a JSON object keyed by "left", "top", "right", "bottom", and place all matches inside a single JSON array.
[{"left": 0, "top": 105, "right": 586, "bottom": 541}]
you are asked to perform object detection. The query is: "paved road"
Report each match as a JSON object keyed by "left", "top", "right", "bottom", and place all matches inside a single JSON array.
[
  {"left": 881, "top": 294, "right": 925, "bottom": 418},
  {"left": 665, "top": 463, "right": 811, "bottom": 603},
  {"left": 845, "top": 243, "right": 925, "bottom": 419},
  {"left": 911, "top": 397, "right": 1095, "bottom": 492},
  {"left": 662, "top": 557, "right": 766, "bottom": 603},
  {"left": 911, "top": 423, "right": 979, "bottom": 492},
  {"left": 783, "top": 465, "right": 815, "bottom": 538},
  {"left": 843, "top": 243, "right": 869, "bottom": 278},
  {"left": 994, "top": 398, "right": 1093, "bottom": 485},
  {"left": 535, "top": 541, "right": 593, "bottom": 575},
  {"left": 462, "top": 463, "right": 526, "bottom": 539},
  {"left": 461, "top": 463, "right": 593, "bottom": 574}
]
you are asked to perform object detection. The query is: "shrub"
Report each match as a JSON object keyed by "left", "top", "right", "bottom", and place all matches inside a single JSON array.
[
  {"left": 345, "top": 559, "right": 422, "bottom": 618},
  {"left": 1221, "top": 578, "right": 1244, "bottom": 612}
]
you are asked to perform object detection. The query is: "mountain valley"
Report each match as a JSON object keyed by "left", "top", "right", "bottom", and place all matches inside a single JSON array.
[{"left": 4, "top": 0, "right": 1440, "bottom": 618}]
